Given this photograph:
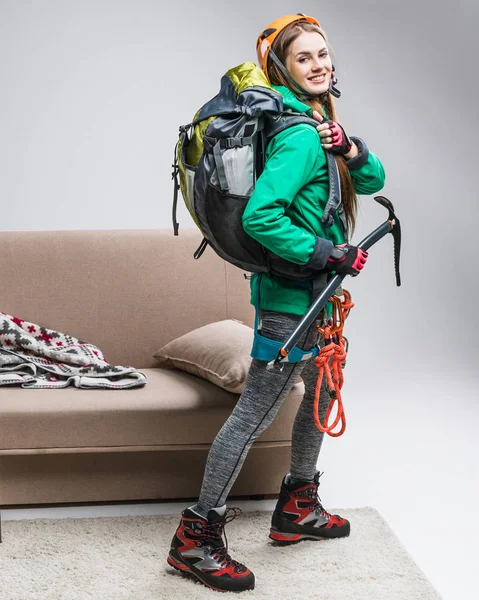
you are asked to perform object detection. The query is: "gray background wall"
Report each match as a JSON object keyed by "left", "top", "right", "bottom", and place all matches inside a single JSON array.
[
  {"left": 1, "top": 2, "right": 477, "bottom": 599},
  {"left": 2, "top": 0, "right": 477, "bottom": 365}
]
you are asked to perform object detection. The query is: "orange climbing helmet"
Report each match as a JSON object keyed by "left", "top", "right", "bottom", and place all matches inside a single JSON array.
[{"left": 256, "top": 13, "right": 320, "bottom": 80}]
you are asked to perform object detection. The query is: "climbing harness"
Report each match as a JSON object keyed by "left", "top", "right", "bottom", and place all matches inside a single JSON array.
[{"left": 251, "top": 274, "right": 321, "bottom": 365}]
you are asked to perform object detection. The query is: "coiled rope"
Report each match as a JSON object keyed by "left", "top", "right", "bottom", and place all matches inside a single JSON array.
[{"left": 313, "top": 290, "right": 354, "bottom": 437}]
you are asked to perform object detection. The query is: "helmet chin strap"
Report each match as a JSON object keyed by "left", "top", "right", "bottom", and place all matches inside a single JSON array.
[{"left": 268, "top": 49, "right": 341, "bottom": 101}]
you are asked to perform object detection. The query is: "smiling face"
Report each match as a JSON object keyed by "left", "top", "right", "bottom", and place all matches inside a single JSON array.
[{"left": 284, "top": 30, "right": 332, "bottom": 96}]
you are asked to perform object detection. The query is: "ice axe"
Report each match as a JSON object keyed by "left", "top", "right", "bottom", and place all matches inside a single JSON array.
[{"left": 270, "top": 195, "right": 401, "bottom": 367}]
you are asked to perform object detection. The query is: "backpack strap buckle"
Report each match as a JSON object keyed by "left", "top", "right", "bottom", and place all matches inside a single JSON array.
[{"left": 220, "top": 136, "right": 253, "bottom": 149}]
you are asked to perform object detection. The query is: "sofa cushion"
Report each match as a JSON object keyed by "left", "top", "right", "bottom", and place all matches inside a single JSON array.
[
  {"left": 153, "top": 319, "right": 254, "bottom": 393},
  {"left": 0, "top": 368, "right": 304, "bottom": 452}
]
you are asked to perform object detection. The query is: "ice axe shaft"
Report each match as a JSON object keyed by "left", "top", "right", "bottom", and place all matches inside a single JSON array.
[{"left": 273, "top": 196, "right": 401, "bottom": 365}]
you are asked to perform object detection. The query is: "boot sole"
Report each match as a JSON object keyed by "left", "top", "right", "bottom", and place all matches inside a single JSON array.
[
  {"left": 167, "top": 549, "right": 255, "bottom": 593},
  {"left": 269, "top": 523, "right": 350, "bottom": 545}
]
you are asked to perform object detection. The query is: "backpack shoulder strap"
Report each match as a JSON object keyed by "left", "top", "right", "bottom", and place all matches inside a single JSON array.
[
  {"left": 264, "top": 113, "right": 319, "bottom": 144},
  {"left": 263, "top": 112, "right": 345, "bottom": 235}
]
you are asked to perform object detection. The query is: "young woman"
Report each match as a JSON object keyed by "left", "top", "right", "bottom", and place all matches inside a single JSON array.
[{"left": 167, "top": 14, "right": 385, "bottom": 593}]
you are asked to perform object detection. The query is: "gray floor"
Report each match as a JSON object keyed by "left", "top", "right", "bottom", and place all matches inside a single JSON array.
[{"left": 2, "top": 373, "right": 477, "bottom": 600}]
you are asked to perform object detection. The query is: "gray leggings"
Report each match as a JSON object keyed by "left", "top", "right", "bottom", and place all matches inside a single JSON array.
[{"left": 195, "top": 309, "right": 331, "bottom": 516}]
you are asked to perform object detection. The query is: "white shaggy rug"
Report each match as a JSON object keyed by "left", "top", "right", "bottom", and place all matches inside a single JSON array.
[{"left": 0, "top": 507, "right": 442, "bottom": 600}]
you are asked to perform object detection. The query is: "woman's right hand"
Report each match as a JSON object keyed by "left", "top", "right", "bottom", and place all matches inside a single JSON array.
[
  {"left": 312, "top": 111, "right": 352, "bottom": 155},
  {"left": 325, "top": 243, "right": 368, "bottom": 276}
]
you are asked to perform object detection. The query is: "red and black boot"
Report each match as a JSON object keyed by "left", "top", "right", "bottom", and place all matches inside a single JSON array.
[
  {"left": 167, "top": 505, "right": 255, "bottom": 592},
  {"left": 269, "top": 471, "right": 350, "bottom": 544}
]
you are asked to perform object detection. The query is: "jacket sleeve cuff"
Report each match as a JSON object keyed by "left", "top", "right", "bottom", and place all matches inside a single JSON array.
[
  {"left": 346, "top": 137, "right": 369, "bottom": 171},
  {"left": 305, "top": 236, "right": 334, "bottom": 271}
]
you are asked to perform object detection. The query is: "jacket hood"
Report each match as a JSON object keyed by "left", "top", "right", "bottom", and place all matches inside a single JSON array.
[{"left": 271, "top": 84, "right": 328, "bottom": 118}]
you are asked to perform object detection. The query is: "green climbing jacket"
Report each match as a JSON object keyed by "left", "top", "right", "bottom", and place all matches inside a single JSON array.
[{"left": 242, "top": 84, "right": 386, "bottom": 316}]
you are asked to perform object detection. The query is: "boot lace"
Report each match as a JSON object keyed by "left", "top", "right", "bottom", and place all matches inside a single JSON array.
[
  {"left": 201, "top": 507, "right": 247, "bottom": 573},
  {"left": 304, "top": 471, "right": 332, "bottom": 520}
]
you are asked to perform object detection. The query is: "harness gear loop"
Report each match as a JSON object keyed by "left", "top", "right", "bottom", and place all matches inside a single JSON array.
[{"left": 313, "top": 290, "right": 354, "bottom": 437}]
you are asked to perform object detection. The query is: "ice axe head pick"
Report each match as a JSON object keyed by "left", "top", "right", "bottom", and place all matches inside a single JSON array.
[{"left": 374, "top": 195, "right": 401, "bottom": 286}]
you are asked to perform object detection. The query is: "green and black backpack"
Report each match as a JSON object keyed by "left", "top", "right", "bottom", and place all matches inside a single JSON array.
[{"left": 171, "top": 62, "right": 342, "bottom": 280}]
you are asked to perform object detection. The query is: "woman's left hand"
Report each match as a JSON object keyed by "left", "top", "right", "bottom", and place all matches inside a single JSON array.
[{"left": 312, "top": 110, "right": 353, "bottom": 156}]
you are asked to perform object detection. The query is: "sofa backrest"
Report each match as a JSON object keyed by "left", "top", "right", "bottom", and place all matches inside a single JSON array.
[{"left": 0, "top": 229, "right": 255, "bottom": 368}]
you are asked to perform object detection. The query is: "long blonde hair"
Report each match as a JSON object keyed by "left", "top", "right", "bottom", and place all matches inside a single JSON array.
[{"left": 267, "top": 21, "right": 358, "bottom": 235}]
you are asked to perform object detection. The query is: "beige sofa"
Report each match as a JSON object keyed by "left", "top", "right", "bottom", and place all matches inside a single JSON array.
[{"left": 0, "top": 229, "right": 304, "bottom": 531}]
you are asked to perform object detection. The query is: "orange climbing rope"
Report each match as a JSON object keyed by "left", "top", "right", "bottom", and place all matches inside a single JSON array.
[{"left": 313, "top": 289, "right": 354, "bottom": 438}]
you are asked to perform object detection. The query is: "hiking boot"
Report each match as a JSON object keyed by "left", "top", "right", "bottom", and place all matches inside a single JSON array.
[
  {"left": 269, "top": 471, "right": 350, "bottom": 544},
  {"left": 167, "top": 505, "right": 255, "bottom": 592}
]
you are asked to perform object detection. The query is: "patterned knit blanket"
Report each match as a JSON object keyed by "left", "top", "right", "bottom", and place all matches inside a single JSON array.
[{"left": 0, "top": 312, "right": 147, "bottom": 389}]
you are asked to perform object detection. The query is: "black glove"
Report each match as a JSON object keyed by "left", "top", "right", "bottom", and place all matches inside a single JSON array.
[{"left": 325, "top": 243, "right": 368, "bottom": 276}]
